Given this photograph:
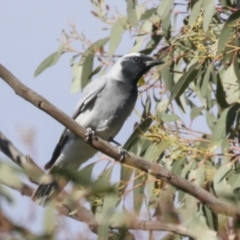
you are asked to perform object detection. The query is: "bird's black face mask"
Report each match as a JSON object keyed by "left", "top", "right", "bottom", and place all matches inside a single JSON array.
[{"left": 121, "top": 56, "right": 164, "bottom": 84}]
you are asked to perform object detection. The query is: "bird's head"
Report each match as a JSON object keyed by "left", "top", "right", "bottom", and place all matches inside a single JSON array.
[{"left": 108, "top": 53, "right": 164, "bottom": 83}]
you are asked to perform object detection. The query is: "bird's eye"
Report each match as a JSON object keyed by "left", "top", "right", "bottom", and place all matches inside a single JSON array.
[{"left": 133, "top": 57, "right": 140, "bottom": 62}]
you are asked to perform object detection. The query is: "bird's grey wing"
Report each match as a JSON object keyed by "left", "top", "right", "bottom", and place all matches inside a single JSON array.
[{"left": 44, "top": 77, "right": 107, "bottom": 170}]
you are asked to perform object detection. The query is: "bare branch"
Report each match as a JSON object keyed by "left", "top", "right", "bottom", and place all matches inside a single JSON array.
[
  {"left": 0, "top": 131, "right": 44, "bottom": 184},
  {"left": 128, "top": 220, "right": 199, "bottom": 239},
  {"left": 0, "top": 63, "right": 240, "bottom": 218}
]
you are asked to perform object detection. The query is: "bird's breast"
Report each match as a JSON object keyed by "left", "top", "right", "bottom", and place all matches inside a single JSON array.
[
  {"left": 93, "top": 82, "right": 138, "bottom": 139},
  {"left": 76, "top": 81, "right": 138, "bottom": 140}
]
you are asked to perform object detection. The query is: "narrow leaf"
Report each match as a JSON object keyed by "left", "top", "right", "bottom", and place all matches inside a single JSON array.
[
  {"left": 109, "top": 18, "right": 127, "bottom": 56},
  {"left": 169, "top": 62, "right": 200, "bottom": 103},
  {"left": 189, "top": 0, "right": 202, "bottom": 26},
  {"left": 133, "top": 170, "right": 146, "bottom": 215},
  {"left": 218, "top": 10, "right": 240, "bottom": 53},
  {"left": 210, "top": 104, "right": 240, "bottom": 151},
  {"left": 203, "top": 0, "right": 216, "bottom": 32},
  {"left": 157, "top": 0, "right": 173, "bottom": 20},
  {"left": 200, "top": 64, "right": 211, "bottom": 98},
  {"left": 190, "top": 106, "right": 204, "bottom": 121},
  {"left": 81, "top": 50, "right": 94, "bottom": 89},
  {"left": 34, "top": 44, "right": 64, "bottom": 77},
  {"left": 127, "top": 0, "right": 138, "bottom": 27}
]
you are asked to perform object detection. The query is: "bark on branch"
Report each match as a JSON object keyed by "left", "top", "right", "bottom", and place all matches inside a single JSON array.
[
  {"left": 0, "top": 131, "right": 44, "bottom": 184},
  {"left": 0, "top": 63, "right": 240, "bottom": 218}
]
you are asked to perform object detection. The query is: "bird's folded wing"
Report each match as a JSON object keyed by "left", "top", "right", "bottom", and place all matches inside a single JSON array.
[{"left": 44, "top": 77, "right": 107, "bottom": 170}]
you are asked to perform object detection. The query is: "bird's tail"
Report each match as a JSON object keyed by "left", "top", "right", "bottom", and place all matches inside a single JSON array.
[{"left": 31, "top": 180, "right": 59, "bottom": 205}]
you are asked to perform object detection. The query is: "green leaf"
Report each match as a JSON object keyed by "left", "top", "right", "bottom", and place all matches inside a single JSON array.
[
  {"left": 169, "top": 62, "right": 200, "bottom": 104},
  {"left": 129, "top": 36, "right": 144, "bottom": 53},
  {"left": 133, "top": 170, "right": 146, "bottom": 215},
  {"left": 202, "top": 205, "right": 217, "bottom": 230},
  {"left": 190, "top": 106, "right": 204, "bottom": 121},
  {"left": 123, "top": 118, "right": 152, "bottom": 150},
  {"left": 171, "top": 158, "right": 184, "bottom": 176},
  {"left": 200, "top": 63, "right": 211, "bottom": 98},
  {"left": 161, "top": 61, "right": 174, "bottom": 91},
  {"left": 202, "top": 0, "right": 216, "bottom": 32},
  {"left": 231, "top": 36, "right": 240, "bottom": 85},
  {"left": 90, "top": 37, "right": 109, "bottom": 53},
  {"left": 97, "top": 192, "right": 118, "bottom": 239},
  {"left": 44, "top": 207, "right": 56, "bottom": 235},
  {"left": 188, "top": 0, "right": 202, "bottom": 26},
  {"left": 57, "top": 163, "right": 95, "bottom": 186},
  {"left": 34, "top": 44, "right": 64, "bottom": 77},
  {"left": 135, "top": 4, "right": 143, "bottom": 20},
  {"left": 80, "top": 50, "right": 94, "bottom": 89},
  {"left": 214, "top": 164, "right": 238, "bottom": 205},
  {"left": 71, "top": 58, "right": 83, "bottom": 94},
  {"left": 218, "top": 10, "right": 240, "bottom": 53},
  {"left": 109, "top": 18, "right": 127, "bottom": 56},
  {"left": 206, "top": 111, "right": 217, "bottom": 131},
  {"left": 158, "top": 112, "right": 180, "bottom": 122},
  {"left": 118, "top": 118, "right": 152, "bottom": 203},
  {"left": 0, "top": 185, "right": 13, "bottom": 204},
  {"left": 162, "top": 11, "right": 171, "bottom": 40},
  {"left": 141, "top": 94, "right": 151, "bottom": 119},
  {"left": 71, "top": 37, "right": 108, "bottom": 93},
  {"left": 216, "top": 73, "right": 229, "bottom": 110},
  {"left": 93, "top": 166, "right": 114, "bottom": 193},
  {"left": 228, "top": 173, "right": 240, "bottom": 190},
  {"left": 88, "top": 65, "right": 102, "bottom": 79},
  {"left": 0, "top": 163, "right": 22, "bottom": 189},
  {"left": 140, "top": 8, "right": 156, "bottom": 20},
  {"left": 210, "top": 104, "right": 240, "bottom": 151},
  {"left": 157, "top": 0, "right": 173, "bottom": 20},
  {"left": 126, "top": 0, "right": 138, "bottom": 27},
  {"left": 144, "top": 141, "right": 171, "bottom": 162},
  {"left": 71, "top": 49, "right": 94, "bottom": 93}
]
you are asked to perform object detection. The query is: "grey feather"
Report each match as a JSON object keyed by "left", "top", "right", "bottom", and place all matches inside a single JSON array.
[{"left": 32, "top": 53, "right": 164, "bottom": 204}]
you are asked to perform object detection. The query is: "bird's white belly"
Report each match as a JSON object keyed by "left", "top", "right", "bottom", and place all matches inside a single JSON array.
[
  {"left": 75, "top": 109, "right": 121, "bottom": 140},
  {"left": 54, "top": 138, "right": 97, "bottom": 169}
]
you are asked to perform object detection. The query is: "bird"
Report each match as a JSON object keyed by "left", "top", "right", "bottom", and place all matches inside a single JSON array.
[{"left": 32, "top": 53, "right": 164, "bottom": 204}]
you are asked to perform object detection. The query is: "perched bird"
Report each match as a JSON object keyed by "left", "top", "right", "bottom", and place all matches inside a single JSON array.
[{"left": 32, "top": 53, "right": 164, "bottom": 203}]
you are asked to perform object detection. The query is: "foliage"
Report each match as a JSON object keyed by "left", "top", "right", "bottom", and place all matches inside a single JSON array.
[{"left": 3, "top": 0, "right": 240, "bottom": 239}]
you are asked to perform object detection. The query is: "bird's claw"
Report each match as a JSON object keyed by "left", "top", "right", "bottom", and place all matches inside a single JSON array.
[
  {"left": 85, "top": 127, "right": 97, "bottom": 142},
  {"left": 117, "top": 145, "right": 128, "bottom": 161}
]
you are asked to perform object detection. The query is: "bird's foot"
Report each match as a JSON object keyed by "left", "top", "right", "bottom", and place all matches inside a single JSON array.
[
  {"left": 117, "top": 145, "right": 128, "bottom": 162},
  {"left": 85, "top": 128, "right": 97, "bottom": 142}
]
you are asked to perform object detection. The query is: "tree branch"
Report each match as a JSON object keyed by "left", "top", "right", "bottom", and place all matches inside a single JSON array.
[
  {"left": 0, "top": 130, "right": 98, "bottom": 232},
  {"left": 0, "top": 63, "right": 240, "bottom": 218},
  {"left": 2, "top": 180, "right": 200, "bottom": 239},
  {"left": 0, "top": 131, "right": 44, "bottom": 184}
]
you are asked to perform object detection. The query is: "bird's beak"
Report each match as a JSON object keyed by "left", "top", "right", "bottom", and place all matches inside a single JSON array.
[{"left": 146, "top": 59, "right": 164, "bottom": 67}]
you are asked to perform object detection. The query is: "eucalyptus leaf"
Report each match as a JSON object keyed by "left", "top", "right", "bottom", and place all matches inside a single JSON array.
[
  {"left": 188, "top": 0, "right": 202, "bottom": 26},
  {"left": 157, "top": 0, "right": 173, "bottom": 20},
  {"left": 126, "top": 0, "right": 138, "bottom": 27},
  {"left": 34, "top": 44, "right": 64, "bottom": 77},
  {"left": 202, "top": 0, "right": 216, "bottom": 32},
  {"left": 218, "top": 10, "right": 240, "bottom": 53},
  {"left": 109, "top": 18, "right": 127, "bottom": 56},
  {"left": 169, "top": 62, "right": 200, "bottom": 104},
  {"left": 210, "top": 104, "right": 240, "bottom": 151}
]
